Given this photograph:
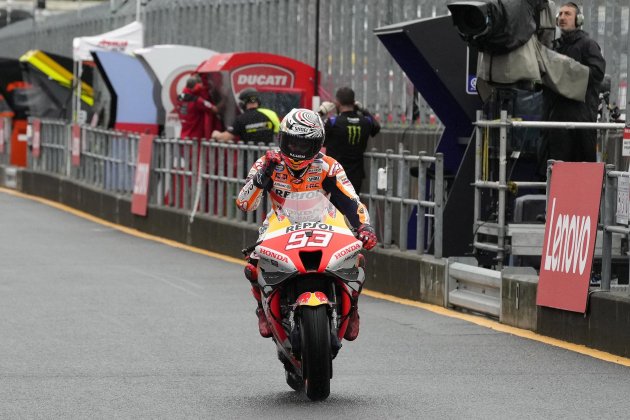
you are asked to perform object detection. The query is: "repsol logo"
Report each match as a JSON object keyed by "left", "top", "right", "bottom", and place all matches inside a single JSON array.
[
  {"left": 334, "top": 243, "right": 361, "bottom": 259},
  {"left": 286, "top": 222, "right": 333, "bottom": 232},
  {"left": 259, "top": 248, "right": 289, "bottom": 263},
  {"left": 543, "top": 198, "right": 593, "bottom": 275},
  {"left": 274, "top": 189, "right": 290, "bottom": 198}
]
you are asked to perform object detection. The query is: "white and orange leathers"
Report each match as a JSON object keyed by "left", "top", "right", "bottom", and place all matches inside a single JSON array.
[{"left": 236, "top": 152, "right": 371, "bottom": 231}]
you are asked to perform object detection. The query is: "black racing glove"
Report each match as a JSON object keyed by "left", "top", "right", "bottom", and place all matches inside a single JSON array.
[
  {"left": 253, "top": 150, "right": 281, "bottom": 189},
  {"left": 356, "top": 224, "right": 377, "bottom": 250}
]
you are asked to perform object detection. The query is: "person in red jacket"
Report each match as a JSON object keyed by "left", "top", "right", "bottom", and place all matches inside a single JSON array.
[{"left": 176, "top": 76, "right": 218, "bottom": 140}]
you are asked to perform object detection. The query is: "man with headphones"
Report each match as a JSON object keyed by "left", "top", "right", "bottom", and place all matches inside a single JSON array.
[
  {"left": 540, "top": 2, "right": 605, "bottom": 165},
  {"left": 211, "top": 88, "right": 280, "bottom": 144}
]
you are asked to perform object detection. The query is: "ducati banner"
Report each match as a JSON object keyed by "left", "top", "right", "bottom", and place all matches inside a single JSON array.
[
  {"left": 537, "top": 162, "right": 604, "bottom": 313},
  {"left": 131, "top": 133, "right": 155, "bottom": 216}
]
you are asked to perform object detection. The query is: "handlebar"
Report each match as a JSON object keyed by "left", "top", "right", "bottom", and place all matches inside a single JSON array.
[{"left": 241, "top": 240, "right": 262, "bottom": 256}]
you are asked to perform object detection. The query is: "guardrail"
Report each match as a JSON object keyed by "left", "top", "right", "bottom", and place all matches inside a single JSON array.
[
  {"left": 26, "top": 119, "right": 444, "bottom": 256},
  {"left": 364, "top": 146, "right": 444, "bottom": 258},
  {"left": 473, "top": 111, "right": 626, "bottom": 269},
  {"left": 30, "top": 119, "right": 67, "bottom": 176},
  {"left": 447, "top": 259, "right": 501, "bottom": 318}
]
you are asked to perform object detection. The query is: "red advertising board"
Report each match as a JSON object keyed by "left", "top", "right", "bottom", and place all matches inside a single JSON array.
[
  {"left": 31, "top": 118, "right": 41, "bottom": 158},
  {"left": 71, "top": 124, "right": 81, "bottom": 166},
  {"left": 0, "top": 118, "right": 4, "bottom": 154},
  {"left": 537, "top": 162, "right": 605, "bottom": 313},
  {"left": 131, "top": 133, "right": 155, "bottom": 216}
]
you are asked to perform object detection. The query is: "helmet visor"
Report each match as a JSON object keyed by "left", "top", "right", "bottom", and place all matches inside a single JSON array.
[{"left": 280, "top": 133, "right": 319, "bottom": 160}]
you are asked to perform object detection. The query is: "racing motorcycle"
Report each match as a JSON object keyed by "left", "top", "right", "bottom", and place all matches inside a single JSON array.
[{"left": 243, "top": 191, "right": 365, "bottom": 401}]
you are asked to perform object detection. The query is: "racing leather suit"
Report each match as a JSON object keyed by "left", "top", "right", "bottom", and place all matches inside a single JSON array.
[
  {"left": 237, "top": 151, "right": 371, "bottom": 340},
  {"left": 236, "top": 152, "right": 371, "bottom": 230}
]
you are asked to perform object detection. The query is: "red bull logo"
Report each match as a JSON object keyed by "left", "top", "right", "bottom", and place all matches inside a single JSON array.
[{"left": 296, "top": 292, "right": 329, "bottom": 306}]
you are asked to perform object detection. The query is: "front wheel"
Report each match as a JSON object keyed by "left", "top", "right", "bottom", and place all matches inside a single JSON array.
[
  {"left": 285, "top": 368, "right": 304, "bottom": 391},
  {"left": 300, "top": 305, "right": 332, "bottom": 401}
]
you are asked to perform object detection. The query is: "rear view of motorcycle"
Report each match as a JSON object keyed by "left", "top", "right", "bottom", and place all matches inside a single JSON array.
[{"left": 244, "top": 191, "right": 366, "bottom": 400}]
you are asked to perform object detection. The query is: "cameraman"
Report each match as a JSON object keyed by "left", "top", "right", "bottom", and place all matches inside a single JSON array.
[{"left": 540, "top": 2, "right": 605, "bottom": 165}]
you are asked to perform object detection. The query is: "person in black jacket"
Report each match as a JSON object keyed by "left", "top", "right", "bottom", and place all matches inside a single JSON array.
[
  {"left": 324, "top": 87, "right": 380, "bottom": 193},
  {"left": 540, "top": 2, "right": 605, "bottom": 165},
  {"left": 211, "top": 88, "right": 280, "bottom": 145}
]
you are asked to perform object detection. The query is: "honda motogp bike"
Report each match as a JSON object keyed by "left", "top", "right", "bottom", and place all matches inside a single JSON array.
[{"left": 243, "top": 191, "right": 365, "bottom": 401}]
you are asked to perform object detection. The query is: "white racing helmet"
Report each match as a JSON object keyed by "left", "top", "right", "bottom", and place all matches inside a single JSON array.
[{"left": 279, "top": 108, "right": 325, "bottom": 172}]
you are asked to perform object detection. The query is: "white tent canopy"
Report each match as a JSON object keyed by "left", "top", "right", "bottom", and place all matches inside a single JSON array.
[
  {"left": 72, "top": 21, "right": 144, "bottom": 123},
  {"left": 73, "top": 21, "right": 144, "bottom": 62}
]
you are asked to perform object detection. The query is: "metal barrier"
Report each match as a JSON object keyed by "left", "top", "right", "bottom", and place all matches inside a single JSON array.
[
  {"left": 31, "top": 120, "right": 67, "bottom": 176},
  {"left": 463, "top": 113, "right": 630, "bottom": 312},
  {"left": 473, "top": 111, "right": 625, "bottom": 269},
  {"left": 151, "top": 137, "right": 199, "bottom": 210},
  {"left": 192, "top": 140, "right": 270, "bottom": 224},
  {"left": 447, "top": 260, "right": 501, "bottom": 318},
  {"left": 363, "top": 146, "right": 444, "bottom": 257},
  {"left": 0, "top": 117, "right": 11, "bottom": 166},
  {"left": 28, "top": 120, "right": 444, "bottom": 255},
  {"left": 601, "top": 166, "right": 630, "bottom": 291},
  {"left": 73, "top": 127, "right": 139, "bottom": 196}
]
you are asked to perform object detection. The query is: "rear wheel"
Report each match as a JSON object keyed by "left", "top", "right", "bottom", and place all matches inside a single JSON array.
[{"left": 300, "top": 305, "right": 331, "bottom": 401}]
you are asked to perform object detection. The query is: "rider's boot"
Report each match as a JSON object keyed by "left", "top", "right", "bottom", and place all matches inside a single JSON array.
[
  {"left": 245, "top": 260, "right": 272, "bottom": 338},
  {"left": 344, "top": 308, "right": 360, "bottom": 341},
  {"left": 344, "top": 292, "right": 361, "bottom": 341}
]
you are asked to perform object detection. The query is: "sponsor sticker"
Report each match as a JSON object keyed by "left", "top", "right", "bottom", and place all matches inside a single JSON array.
[{"left": 274, "top": 182, "right": 290, "bottom": 190}]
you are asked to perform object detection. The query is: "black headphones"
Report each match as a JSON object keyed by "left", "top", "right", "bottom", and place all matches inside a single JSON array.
[
  {"left": 238, "top": 88, "right": 260, "bottom": 111},
  {"left": 556, "top": 2, "right": 584, "bottom": 28}
]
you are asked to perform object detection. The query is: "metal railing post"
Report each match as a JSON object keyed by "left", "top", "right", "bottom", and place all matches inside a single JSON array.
[
  {"left": 217, "top": 143, "right": 226, "bottom": 217},
  {"left": 416, "top": 151, "right": 426, "bottom": 255},
  {"left": 601, "top": 165, "right": 615, "bottom": 291},
  {"left": 368, "top": 147, "right": 377, "bottom": 220},
  {"left": 398, "top": 143, "right": 409, "bottom": 252},
  {"left": 497, "top": 110, "right": 508, "bottom": 269},
  {"left": 434, "top": 153, "right": 444, "bottom": 259},
  {"left": 474, "top": 110, "right": 483, "bottom": 250},
  {"left": 383, "top": 149, "right": 394, "bottom": 247}
]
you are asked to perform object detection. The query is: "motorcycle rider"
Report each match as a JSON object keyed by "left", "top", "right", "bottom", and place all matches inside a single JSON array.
[{"left": 236, "top": 108, "right": 377, "bottom": 341}]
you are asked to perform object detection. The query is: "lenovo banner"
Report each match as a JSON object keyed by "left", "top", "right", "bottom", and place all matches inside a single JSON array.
[
  {"left": 71, "top": 123, "right": 81, "bottom": 166},
  {"left": 31, "top": 118, "right": 41, "bottom": 158},
  {"left": 131, "top": 133, "right": 155, "bottom": 216},
  {"left": 537, "top": 162, "right": 605, "bottom": 313}
]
